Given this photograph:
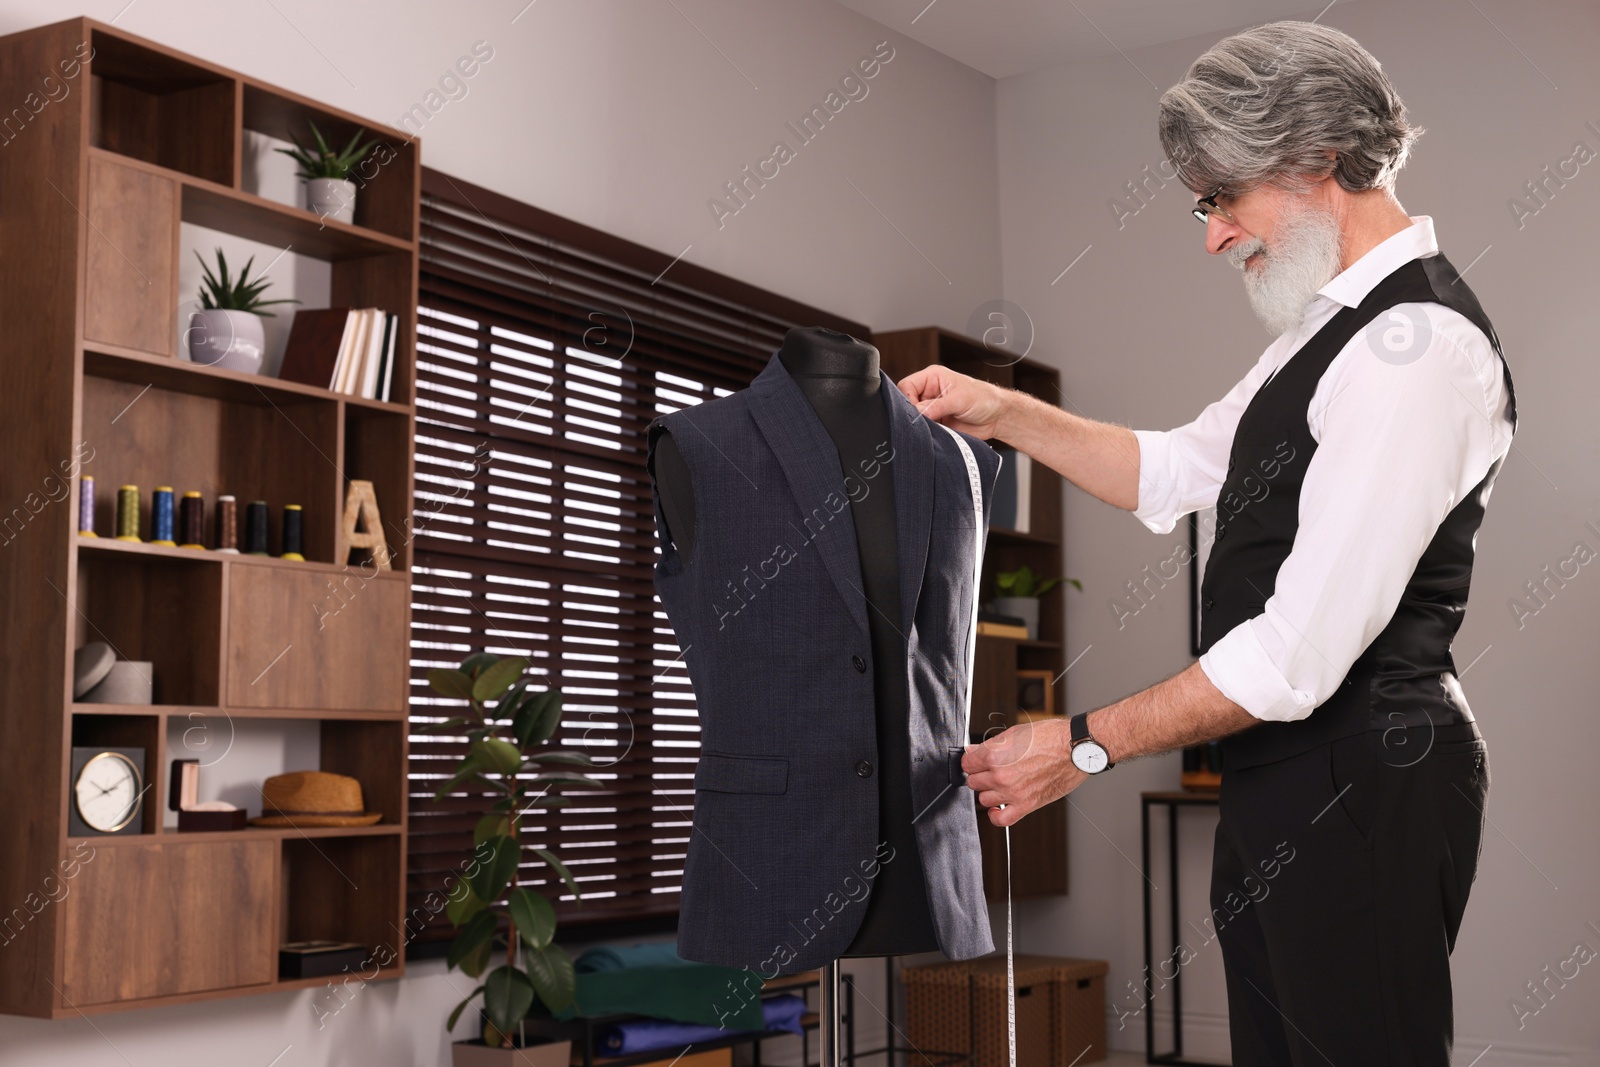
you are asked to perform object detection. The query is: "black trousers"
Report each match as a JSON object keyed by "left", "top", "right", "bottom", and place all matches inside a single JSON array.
[{"left": 1211, "top": 723, "right": 1489, "bottom": 1066}]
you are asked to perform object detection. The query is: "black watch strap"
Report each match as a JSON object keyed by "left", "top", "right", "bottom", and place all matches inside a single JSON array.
[{"left": 1070, "top": 711, "right": 1091, "bottom": 745}]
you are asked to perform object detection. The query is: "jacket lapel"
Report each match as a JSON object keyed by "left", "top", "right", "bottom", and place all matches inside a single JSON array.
[
  {"left": 747, "top": 355, "right": 871, "bottom": 639},
  {"left": 882, "top": 370, "right": 933, "bottom": 638},
  {"left": 745, "top": 355, "right": 937, "bottom": 643}
]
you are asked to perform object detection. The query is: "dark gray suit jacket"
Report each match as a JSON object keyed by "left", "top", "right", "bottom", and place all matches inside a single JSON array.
[{"left": 646, "top": 352, "right": 999, "bottom": 974}]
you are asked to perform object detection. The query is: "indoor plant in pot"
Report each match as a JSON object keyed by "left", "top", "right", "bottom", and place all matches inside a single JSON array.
[
  {"left": 274, "top": 119, "right": 377, "bottom": 225},
  {"left": 188, "top": 247, "right": 299, "bottom": 374},
  {"left": 992, "top": 565, "right": 1080, "bottom": 641},
  {"left": 426, "top": 653, "right": 599, "bottom": 1067}
]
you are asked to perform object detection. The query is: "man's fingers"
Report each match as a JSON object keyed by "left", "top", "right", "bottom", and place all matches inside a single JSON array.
[{"left": 961, "top": 744, "right": 992, "bottom": 775}]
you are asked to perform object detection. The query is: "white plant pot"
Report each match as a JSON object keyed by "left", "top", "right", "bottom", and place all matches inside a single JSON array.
[
  {"left": 187, "top": 309, "right": 265, "bottom": 374},
  {"left": 991, "top": 596, "right": 1040, "bottom": 641},
  {"left": 305, "top": 177, "right": 356, "bottom": 224}
]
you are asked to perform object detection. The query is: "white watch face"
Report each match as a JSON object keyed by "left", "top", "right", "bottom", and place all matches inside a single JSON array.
[
  {"left": 75, "top": 753, "right": 142, "bottom": 832},
  {"left": 1072, "top": 741, "right": 1109, "bottom": 774}
]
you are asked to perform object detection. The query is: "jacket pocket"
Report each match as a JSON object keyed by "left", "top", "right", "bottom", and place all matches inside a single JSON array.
[{"left": 695, "top": 752, "right": 789, "bottom": 795}]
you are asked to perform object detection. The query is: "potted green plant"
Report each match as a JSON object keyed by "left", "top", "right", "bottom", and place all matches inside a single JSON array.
[
  {"left": 274, "top": 119, "right": 377, "bottom": 225},
  {"left": 426, "top": 653, "right": 599, "bottom": 1067},
  {"left": 992, "top": 565, "right": 1080, "bottom": 641},
  {"left": 188, "top": 247, "right": 299, "bottom": 374}
]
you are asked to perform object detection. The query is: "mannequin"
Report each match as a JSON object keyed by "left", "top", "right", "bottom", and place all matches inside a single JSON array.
[{"left": 653, "top": 326, "right": 941, "bottom": 956}]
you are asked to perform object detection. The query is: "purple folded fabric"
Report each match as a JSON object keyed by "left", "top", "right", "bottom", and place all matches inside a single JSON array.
[{"left": 598, "top": 993, "right": 807, "bottom": 1057}]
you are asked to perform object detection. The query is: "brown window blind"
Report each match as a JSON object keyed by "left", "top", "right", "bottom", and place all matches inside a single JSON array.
[{"left": 406, "top": 167, "right": 870, "bottom": 950}]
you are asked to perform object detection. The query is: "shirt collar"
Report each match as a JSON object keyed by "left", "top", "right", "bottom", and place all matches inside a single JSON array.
[{"left": 1315, "top": 214, "right": 1439, "bottom": 309}]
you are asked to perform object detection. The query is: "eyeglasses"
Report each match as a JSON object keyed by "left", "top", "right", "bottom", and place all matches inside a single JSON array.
[{"left": 1192, "top": 189, "right": 1237, "bottom": 225}]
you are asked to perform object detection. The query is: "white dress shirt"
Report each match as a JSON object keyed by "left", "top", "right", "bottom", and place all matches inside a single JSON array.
[{"left": 1133, "top": 215, "right": 1515, "bottom": 723}]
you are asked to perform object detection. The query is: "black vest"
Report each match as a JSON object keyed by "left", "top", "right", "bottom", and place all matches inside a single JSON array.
[{"left": 1201, "top": 253, "right": 1519, "bottom": 770}]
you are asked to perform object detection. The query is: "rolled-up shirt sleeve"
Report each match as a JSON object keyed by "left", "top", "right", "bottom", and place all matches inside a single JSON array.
[
  {"left": 1198, "top": 307, "right": 1512, "bottom": 722},
  {"left": 1133, "top": 350, "right": 1280, "bottom": 535}
]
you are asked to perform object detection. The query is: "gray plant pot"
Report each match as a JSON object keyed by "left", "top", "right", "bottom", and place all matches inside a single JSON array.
[
  {"left": 187, "top": 309, "right": 265, "bottom": 374},
  {"left": 991, "top": 596, "right": 1040, "bottom": 641},
  {"left": 305, "top": 177, "right": 356, "bottom": 224}
]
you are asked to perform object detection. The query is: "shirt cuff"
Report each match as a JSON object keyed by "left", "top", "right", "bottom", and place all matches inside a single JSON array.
[
  {"left": 1130, "top": 429, "right": 1179, "bottom": 534},
  {"left": 1198, "top": 617, "right": 1318, "bottom": 723}
]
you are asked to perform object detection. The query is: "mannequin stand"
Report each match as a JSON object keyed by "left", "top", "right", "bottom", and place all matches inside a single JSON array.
[{"left": 819, "top": 960, "right": 845, "bottom": 1067}]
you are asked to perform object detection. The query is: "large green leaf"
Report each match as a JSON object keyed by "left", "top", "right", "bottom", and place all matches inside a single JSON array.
[
  {"left": 474, "top": 814, "right": 510, "bottom": 846},
  {"left": 514, "top": 691, "right": 562, "bottom": 747},
  {"left": 446, "top": 985, "right": 486, "bottom": 1032},
  {"left": 461, "top": 652, "right": 500, "bottom": 678},
  {"left": 448, "top": 910, "right": 498, "bottom": 977},
  {"left": 469, "top": 835, "right": 521, "bottom": 904},
  {"left": 473, "top": 656, "right": 528, "bottom": 703},
  {"left": 536, "top": 848, "right": 580, "bottom": 901},
  {"left": 527, "top": 750, "right": 595, "bottom": 768},
  {"left": 471, "top": 737, "right": 524, "bottom": 777},
  {"left": 494, "top": 680, "right": 530, "bottom": 722},
  {"left": 428, "top": 667, "right": 474, "bottom": 700},
  {"left": 445, "top": 881, "right": 486, "bottom": 926},
  {"left": 507, "top": 888, "right": 556, "bottom": 951},
  {"left": 482, "top": 965, "right": 536, "bottom": 1039},
  {"left": 524, "top": 944, "right": 577, "bottom": 1014}
]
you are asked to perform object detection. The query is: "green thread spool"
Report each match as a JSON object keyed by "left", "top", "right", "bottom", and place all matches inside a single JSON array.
[
  {"left": 280, "top": 504, "right": 305, "bottom": 561},
  {"left": 115, "top": 485, "right": 141, "bottom": 542},
  {"left": 179, "top": 491, "right": 206, "bottom": 549}
]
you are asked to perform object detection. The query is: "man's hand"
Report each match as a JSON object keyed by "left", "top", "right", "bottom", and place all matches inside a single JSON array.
[
  {"left": 897, "top": 365, "right": 1012, "bottom": 439},
  {"left": 961, "top": 717, "right": 1086, "bottom": 828}
]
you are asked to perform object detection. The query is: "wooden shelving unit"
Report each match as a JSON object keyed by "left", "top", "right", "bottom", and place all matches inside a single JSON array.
[
  {"left": 876, "top": 327, "right": 1071, "bottom": 900},
  {"left": 0, "top": 16, "right": 418, "bottom": 1018}
]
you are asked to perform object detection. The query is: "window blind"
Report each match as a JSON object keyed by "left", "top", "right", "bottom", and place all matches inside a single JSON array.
[{"left": 406, "top": 166, "right": 870, "bottom": 950}]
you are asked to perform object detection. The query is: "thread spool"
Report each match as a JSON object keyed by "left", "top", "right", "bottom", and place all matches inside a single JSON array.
[
  {"left": 281, "top": 504, "right": 305, "bottom": 561},
  {"left": 78, "top": 475, "right": 97, "bottom": 537},
  {"left": 115, "top": 485, "right": 141, "bottom": 542},
  {"left": 151, "top": 487, "right": 176, "bottom": 546},
  {"left": 244, "top": 500, "right": 270, "bottom": 555},
  {"left": 216, "top": 495, "right": 239, "bottom": 554},
  {"left": 179, "top": 491, "right": 206, "bottom": 549}
]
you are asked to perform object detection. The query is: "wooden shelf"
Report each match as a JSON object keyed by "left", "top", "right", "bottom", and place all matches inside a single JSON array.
[
  {"left": 77, "top": 532, "right": 411, "bottom": 578},
  {"left": 85, "top": 343, "right": 413, "bottom": 414},
  {"left": 0, "top": 15, "right": 419, "bottom": 1019},
  {"left": 72, "top": 824, "right": 403, "bottom": 847}
]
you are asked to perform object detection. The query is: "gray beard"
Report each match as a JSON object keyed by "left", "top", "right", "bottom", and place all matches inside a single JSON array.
[{"left": 1228, "top": 199, "right": 1345, "bottom": 337}]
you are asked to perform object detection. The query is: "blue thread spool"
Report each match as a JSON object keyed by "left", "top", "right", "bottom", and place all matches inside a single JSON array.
[{"left": 151, "top": 487, "right": 176, "bottom": 546}]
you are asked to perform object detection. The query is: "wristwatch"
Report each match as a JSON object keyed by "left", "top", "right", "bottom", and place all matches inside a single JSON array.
[{"left": 1069, "top": 712, "right": 1115, "bottom": 774}]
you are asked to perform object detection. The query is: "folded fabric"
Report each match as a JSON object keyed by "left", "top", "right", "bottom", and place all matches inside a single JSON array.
[
  {"left": 597, "top": 994, "right": 808, "bottom": 1057},
  {"left": 554, "top": 961, "right": 766, "bottom": 1030},
  {"left": 574, "top": 942, "right": 692, "bottom": 974}
]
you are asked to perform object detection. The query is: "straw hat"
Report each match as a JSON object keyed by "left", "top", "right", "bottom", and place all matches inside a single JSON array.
[{"left": 250, "top": 771, "right": 382, "bottom": 827}]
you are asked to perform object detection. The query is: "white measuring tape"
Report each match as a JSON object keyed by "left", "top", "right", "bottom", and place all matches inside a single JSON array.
[{"left": 936, "top": 422, "right": 1017, "bottom": 1067}]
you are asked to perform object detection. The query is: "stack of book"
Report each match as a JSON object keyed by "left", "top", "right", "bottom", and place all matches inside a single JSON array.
[{"left": 277, "top": 307, "right": 399, "bottom": 401}]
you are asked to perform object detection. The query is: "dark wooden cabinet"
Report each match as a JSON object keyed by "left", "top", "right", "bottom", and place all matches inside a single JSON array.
[
  {"left": 876, "top": 327, "right": 1071, "bottom": 900},
  {"left": 0, "top": 16, "right": 418, "bottom": 1018}
]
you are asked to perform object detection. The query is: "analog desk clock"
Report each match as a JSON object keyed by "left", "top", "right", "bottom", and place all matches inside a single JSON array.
[{"left": 69, "top": 746, "right": 146, "bottom": 836}]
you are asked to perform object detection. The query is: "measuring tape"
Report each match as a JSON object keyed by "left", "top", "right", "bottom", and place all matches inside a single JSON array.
[{"left": 936, "top": 422, "right": 1017, "bottom": 1067}]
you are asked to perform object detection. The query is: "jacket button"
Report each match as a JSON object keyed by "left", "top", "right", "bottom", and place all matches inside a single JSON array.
[
  {"left": 1214, "top": 525, "right": 1227, "bottom": 541},
  {"left": 1203, "top": 597, "right": 1215, "bottom": 610},
  {"left": 1227, "top": 457, "right": 1235, "bottom": 473},
  {"left": 852, "top": 655, "right": 867, "bottom": 673},
  {"left": 855, "top": 760, "right": 873, "bottom": 778}
]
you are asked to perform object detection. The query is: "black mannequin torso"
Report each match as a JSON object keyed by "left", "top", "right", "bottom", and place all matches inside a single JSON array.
[{"left": 653, "top": 326, "right": 940, "bottom": 957}]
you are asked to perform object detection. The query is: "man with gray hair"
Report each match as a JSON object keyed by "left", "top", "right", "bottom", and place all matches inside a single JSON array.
[{"left": 903, "top": 20, "right": 1517, "bottom": 1065}]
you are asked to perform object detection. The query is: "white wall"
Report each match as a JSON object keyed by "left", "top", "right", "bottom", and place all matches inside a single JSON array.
[
  {"left": 992, "top": 1, "right": 1600, "bottom": 1063},
  {"left": 0, "top": 0, "right": 998, "bottom": 1063}
]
